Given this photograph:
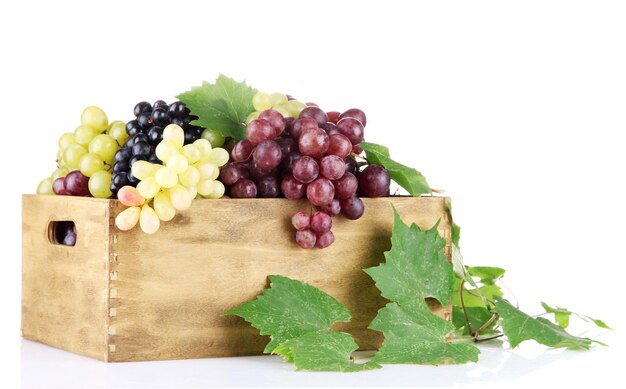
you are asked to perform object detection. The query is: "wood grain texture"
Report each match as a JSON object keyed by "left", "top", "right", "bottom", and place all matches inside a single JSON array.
[
  {"left": 22, "top": 195, "right": 452, "bottom": 362},
  {"left": 21, "top": 195, "right": 111, "bottom": 361}
]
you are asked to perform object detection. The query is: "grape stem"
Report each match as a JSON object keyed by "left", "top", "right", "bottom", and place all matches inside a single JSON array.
[{"left": 459, "top": 280, "right": 502, "bottom": 342}]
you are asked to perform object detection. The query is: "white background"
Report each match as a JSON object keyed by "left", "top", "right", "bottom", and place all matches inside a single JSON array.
[{"left": 2, "top": 0, "right": 625, "bottom": 388}]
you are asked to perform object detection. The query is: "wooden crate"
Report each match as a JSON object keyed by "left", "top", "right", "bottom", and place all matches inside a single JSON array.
[{"left": 21, "top": 194, "right": 452, "bottom": 362}]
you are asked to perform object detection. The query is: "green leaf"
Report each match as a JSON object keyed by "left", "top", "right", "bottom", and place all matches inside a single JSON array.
[
  {"left": 452, "top": 306, "right": 498, "bottom": 335},
  {"left": 452, "top": 281, "right": 503, "bottom": 308},
  {"left": 360, "top": 142, "right": 431, "bottom": 196},
  {"left": 225, "top": 275, "right": 380, "bottom": 372},
  {"left": 466, "top": 266, "right": 505, "bottom": 285},
  {"left": 364, "top": 207, "right": 480, "bottom": 365},
  {"left": 541, "top": 302, "right": 612, "bottom": 330},
  {"left": 177, "top": 74, "right": 257, "bottom": 140},
  {"left": 494, "top": 299, "right": 601, "bottom": 350}
]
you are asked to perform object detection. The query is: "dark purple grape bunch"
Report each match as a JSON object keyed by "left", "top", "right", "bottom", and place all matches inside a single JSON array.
[
  {"left": 221, "top": 103, "right": 390, "bottom": 249},
  {"left": 109, "top": 100, "right": 203, "bottom": 195}
]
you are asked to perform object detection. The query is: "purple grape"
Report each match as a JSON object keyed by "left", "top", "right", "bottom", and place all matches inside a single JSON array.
[
  {"left": 291, "top": 117, "right": 318, "bottom": 139},
  {"left": 52, "top": 177, "right": 67, "bottom": 195},
  {"left": 295, "top": 229, "right": 316, "bottom": 249},
  {"left": 248, "top": 163, "right": 278, "bottom": 182},
  {"left": 219, "top": 163, "right": 249, "bottom": 186},
  {"left": 231, "top": 140, "right": 254, "bottom": 162},
  {"left": 283, "top": 117, "right": 295, "bottom": 137},
  {"left": 321, "top": 198, "right": 341, "bottom": 216},
  {"left": 334, "top": 172, "right": 358, "bottom": 199},
  {"left": 336, "top": 117, "right": 364, "bottom": 145},
  {"left": 315, "top": 230, "right": 335, "bottom": 249},
  {"left": 230, "top": 179, "right": 257, "bottom": 198},
  {"left": 328, "top": 134, "right": 352, "bottom": 158},
  {"left": 299, "top": 106, "right": 328, "bottom": 126},
  {"left": 319, "top": 155, "right": 347, "bottom": 180},
  {"left": 281, "top": 151, "right": 301, "bottom": 174},
  {"left": 359, "top": 165, "right": 390, "bottom": 197},
  {"left": 310, "top": 211, "right": 332, "bottom": 234},
  {"left": 257, "top": 176, "right": 280, "bottom": 198},
  {"left": 322, "top": 122, "right": 340, "bottom": 136},
  {"left": 64, "top": 171, "right": 90, "bottom": 196},
  {"left": 246, "top": 119, "right": 275, "bottom": 145},
  {"left": 298, "top": 128, "right": 329, "bottom": 159},
  {"left": 258, "top": 109, "right": 286, "bottom": 136},
  {"left": 253, "top": 140, "right": 282, "bottom": 171},
  {"left": 62, "top": 223, "right": 77, "bottom": 246},
  {"left": 292, "top": 156, "right": 319, "bottom": 184},
  {"left": 277, "top": 137, "right": 296, "bottom": 156},
  {"left": 307, "top": 178, "right": 335, "bottom": 206},
  {"left": 327, "top": 111, "right": 341, "bottom": 124},
  {"left": 340, "top": 196, "right": 365, "bottom": 220},
  {"left": 291, "top": 211, "right": 310, "bottom": 231},
  {"left": 281, "top": 175, "right": 306, "bottom": 199},
  {"left": 339, "top": 108, "right": 367, "bottom": 126}
]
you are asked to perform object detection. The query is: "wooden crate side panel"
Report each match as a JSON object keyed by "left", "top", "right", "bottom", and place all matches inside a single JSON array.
[
  {"left": 21, "top": 195, "right": 111, "bottom": 361},
  {"left": 108, "top": 197, "right": 451, "bottom": 362}
]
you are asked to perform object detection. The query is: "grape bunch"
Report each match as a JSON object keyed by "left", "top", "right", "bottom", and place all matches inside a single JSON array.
[
  {"left": 115, "top": 124, "right": 228, "bottom": 234},
  {"left": 222, "top": 92, "right": 390, "bottom": 249},
  {"left": 109, "top": 100, "right": 225, "bottom": 196},
  {"left": 37, "top": 106, "right": 126, "bottom": 199}
]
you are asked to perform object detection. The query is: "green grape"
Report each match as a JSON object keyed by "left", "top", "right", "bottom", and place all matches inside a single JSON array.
[
  {"left": 153, "top": 191, "right": 176, "bottom": 222},
  {"left": 166, "top": 154, "right": 188, "bottom": 174},
  {"left": 89, "top": 134, "right": 118, "bottom": 164},
  {"left": 246, "top": 111, "right": 260, "bottom": 125},
  {"left": 139, "top": 204, "right": 160, "bottom": 234},
  {"left": 182, "top": 144, "right": 202, "bottom": 164},
  {"left": 136, "top": 176, "right": 161, "bottom": 199},
  {"left": 206, "top": 148, "right": 229, "bottom": 166},
  {"left": 187, "top": 185, "right": 198, "bottom": 200},
  {"left": 51, "top": 167, "right": 70, "bottom": 180},
  {"left": 88, "top": 170, "right": 112, "bottom": 198},
  {"left": 81, "top": 106, "right": 108, "bottom": 132},
  {"left": 193, "top": 139, "right": 212, "bottom": 156},
  {"left": 201, "top": 128, "right": 225, "bottom": 148},
  {"left": 74, "top": 125, "right": 100, "bottom": 146},
  {"left": 205, "top": 180, "right": 225, "bottom": 199},
  {"left": 131, "top": 160, "right": 159, "bottom": 181},
  {"left": 58, "top": 132, "right": 76, "bottom": 150},
  {"left": 179, "top": 165, "right": 200, "bottom": 187},
  {"left": 252, "top": 92, "right": 272, "bottom": 111},
  {"left": 155, "top": 141, "right": 178, "bottom": 163},
  {"left": 37, "top": 177, "right": 54, "bottom": 195},
  {"left": 79, "top": 153, "right": 104, "bottom": 177},
  {"left": 64, "top": 144, "right": 88, "bottom": 169},
  {"left": 195, "top": 161, "right": 219, "bottom": 180},
  {"left": 169, "top": 184, "right": 192, "bottom": 211},
  {"left": 272, "top": 104, "right": 291, "bottom": 118},
  {"left": 197, "top": 179, "right": 217, "bottom": 197},
  {"left": 163, "top": 124, "right": 185, "bottom": 148},
  {"left": 155, "top": 166, "right": 178, "bottom": 188},
  {"left": 269, "top": 92, "right": 288, "bottom": 107},
  {"left": 56, "top": 149, "right": 65, "bottom": 167},
  {"left": 115, "top": 206, "right": 140, "bottom": 231},
  {"left": 285, "top": 100, "right": 307, "bottom": 117},
  {"left": 108, "top": 120, "right": 128, "bottom": 145}
]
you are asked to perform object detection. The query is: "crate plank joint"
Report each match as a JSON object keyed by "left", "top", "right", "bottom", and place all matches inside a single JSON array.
[{"left": 22, "top": 195, "right": 452, "bottom": 362}]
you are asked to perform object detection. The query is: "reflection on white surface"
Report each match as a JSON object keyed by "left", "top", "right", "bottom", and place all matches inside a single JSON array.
[{"left": 20, "top": 332, "right": 620, "bottom": 389}]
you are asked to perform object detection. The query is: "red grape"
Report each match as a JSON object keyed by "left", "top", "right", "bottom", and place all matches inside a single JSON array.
[
  {"left": 257, "top": 176, "right": 280, "bottom": 198},
  {"left": 291, "top": 117, "right": 318, "bottom": 139},
  {"left": 259, "top": 109, "right": 286, "bottom": 136},
  {"left": 299, "top": 106, "right": 328, "bottom": 126},
  {"left": 295, "top": 229, "right": 316, "bottom": 249},
  {"left": 336, "top": 117, "right": 364, "bottom": 145},
  {"left": 291, "top": 211, "right": 310, "bottom": 231},
  {"left": 64, "top": 171, "right": 90, "bottom": 196},
  {"left": 328, "top": 134, "right": 352, "bottom": 158},
  {"left": 281, "top": 175, "right": 306, "bottom": 199},
  {"left": 298, "top": 128, "right": 329, "bottom": 158},
  {"left": 292, "top": 156, "right": 319, "bottom": 184},
  {"left": 310, "top": 211, "right": 332, "bottom": 234},
  {"left": 231, "top": 140, "right": 254, "bottom": 162},
  {"left": 359, "top": 165, "right": 390, "bottom": 197},
  {"left": 246, "top": 119, "right": 275, "bottom": 145},
  {"left": 219, "top": 163, "right": 249, "bottom": 186},
  {"left": 319, "top": 155, "right": 347, "bottom": 180},
  {"left": 340, "top": 196, "right": 365, "bottom": 220},
  {"left": 321, "top": 198, "right": 341, "bottom": 216},
  {"left": 334, "top": 172, "right": 358, "bottom": 199},
  {"left": 339, "top": 108, "right": 367, "bottom": 126},
  {"left": 230, "top": 178, "right": 257, "bottom": 198},
  {"left": 253, "top": 140, "right": 282, "bottom": 171},
  {"left": 315, "top": 231, "right": 335, "bottom": 248},
  {"left": 307, "top": 178, "right": 335, "bottom": 206},
  {"left": 327, "top": 111, "right": 341, "bottom": 124},
  {"left": 52, "top": 177, "right": 67, "bottom": 195}
]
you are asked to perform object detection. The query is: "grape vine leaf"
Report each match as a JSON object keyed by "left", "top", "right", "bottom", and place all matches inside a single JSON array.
[
  {"left": 364, "top": 208, "right": 480, "bottom": 364},
  {"left": 452, "top": 306, "right": 498, "bottom": 335},
  {"left": 177, "top": 74, "right": 257, "bottom": 141},
  {"left": 541, "top": 302, "right": 612, "bottom": 330},
  {"left": 494, "top": 298, "right": 604, "bottom": 350},
  {"left": 224, "top": 275, "right": 380, "bottom": 372},
  {"left": 360, "top": 142, "right": 431, "bottom": 196}
]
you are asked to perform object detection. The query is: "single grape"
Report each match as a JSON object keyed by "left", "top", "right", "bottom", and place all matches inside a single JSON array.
[
  {"left": 196, "top": 161, "right": 219, "bottom": 180},
  {"left": 205, "top": 148, "right": 230, "bottom": 166},
  {"left": 52, "top": 177, "right": 67, "bottom": 195},
  {"left": 306, "top": 178, "right": 335, "bottom": 206},
  {"left": 137, "top": 176, "right": 161, "bottom": 199},
  {"left": 291, "top": 117, "right": 318, "bottom": 139},
  {"left": 117, "top": 186, "right": 146, "bottom": 207},
  {"left": 219, "top": 163, "right": 249, "bottom": 186},
  {"left": 257, "top": 176, "right": 280, "bottom": 198},
  {"left": 253, "top": 140, "right": 282, "bottom": 171},
  {"left": 88, "top": 170, "right": 112, "bottom": 198},
  {"left": 169, "top": 184, "right": 193, "bottom": 210},
  {"left": 201, "top": 128, "right": 226, "bottom": 147},
  {"left": 231, "top": 139, "right": 254, "bottom": 162},
  {"left": 340, "top": 196, "right": 365, "bottom": 220},
  {"left": 295, "top": 229, "right": 316, "bottom": 249},
  {"left": 230, "top": 178, "right": 257, "bottom": 198},
  {"left": 132, "top": 141, "right": 150, "bottom": 157},
  {"left": 281, "top": 175, "right": 306, "bottom": 199},
  {"left": 315, "top": 230, "right": 335, "bottom": 249},
  {"left": 285, "top": 100, "right": 307, "bottom": 117},
  {"left": 131, "top": 160, "right": 158, "bottom": 181},
  {"left": 327, "top": 111, "right": 341, "bottom": 124},
  {"left": 78, "top": 153, "right": 104, "bottom": 177},
  {"left": 258, "top": 109, "right": 286, "bottom": 136},
  {"left": 319, "top": 155, "right": 347, "bottom": 180},
  {"left": 336, "top": 117, "right": 365, "bottom": 145},
  {"left": 328, "top": 134, "right": 352, "bottom": 158},
  {"left": 199, "top": 180, "right": 225, "bottom": 199},
  {"left": 298, "top": 128, "right": 329, "bottom": 158},
  {"left": 51, "top": 167, "right": 70, "bottom": 180},
  {"left": 139, "top": 204, "right": 160, "bottom": 234},
  {"left": 81, "top": 106, "right": 108, "bottom": 132},
  {"left": 64, "top": 170, "right": 90, "bottom": 196},
  {"left": 334, "top": 172, "right": 358, "bottom": 199},
  {"left": 163, "top": 124, "right": 185, "bottom": 148},
  {"left": 291, "top": 211, "right": 310, "bottom": 231},
  {"left": 166, "top": 154, "right": 189, "bottom": 174},
  {"left": 155, "top": 166, "right": 179, "bottom": 188},
  {"left": 299, "top": 106, "right": 328, "bottom": 126},
  {"left": 114, "top": 147, "right": 132, "bottom": 163},
  {"left": 151, "top": 108, "right": 170, "bottom": 126},
  {"left": 115, "top": 206, "right": 140, "bottom": 231},
  {"left": 277, "top": 137, "right": 296, "bottom": 156},
  {"left": 193, "top": 138, "right": 213, "bottom": 156},
  {"left": 156, "top": 141, "right": 178, "bottom": 162},
  {"left": 246, "top": 119, "right": 275, "bottom": 145},
  {"left": 58, "top": 132, "right": 76, "bottom": 150},
  {"left": 252, "top": 92, "right": 272, "bottom": 111},
  {"left": 339, "top": 108, "right": 367, "bottom": 126},
  {"left": 179, "top": 165, "right": 201, "bottom": 187},
  {"left": 137, "top": 112, "right": 152, "bottom": 130},
  {"left": 89, "top": 134, "right": 118, "bottom": 164},
  {"left": 133, "top": 101, "right": 152, "bottom": 117},
  {"left": 74, "top": 125, "right": 100, "bottom": 146},
  {"left": 321, "top": 198, "right": 341, "bottom": 216},
  {"left": 310, "top": 211, "right": 332, "bottom": 234},
  {"left": 182, "top": 144, "right": 202, "bottom": 164},
  {"left": 359, "top": 165, "right": 390, "bottom": 197},
  {"left": 269, "top": 92, "right": 288, "bottom": 106},
  {"left": 147, "top": 126, "right": 164, "bottom": 145},
  {"left": 108, "top": 121, "right": 129, "bottom": 145},
  {"left": 37, "top": 177, "right": 54, "bottom": 195},
  {"left": 292, "top": 156, "right": 319, "bottom": 184},
  {"left": 153, "top": 191, "right": 176, "bottom": 222},
  {"left": 322, "top": 122, "right": 340, "bottom": 136}
]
